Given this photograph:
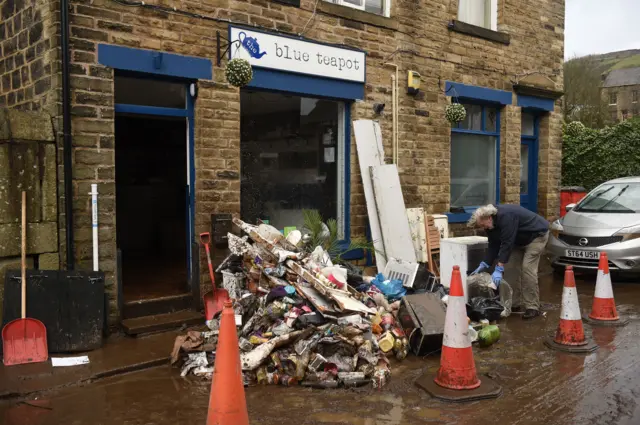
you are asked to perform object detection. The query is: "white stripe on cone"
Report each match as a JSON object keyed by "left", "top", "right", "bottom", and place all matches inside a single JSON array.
[
  {"left": 594, "top": 270, "right": 614, "bottom": 299},
  {"left": 560, "top": 286, "right": 582, "bottom": 321},
  {"left": 442, "top": 294, "right": 471, "bottom": 349}
]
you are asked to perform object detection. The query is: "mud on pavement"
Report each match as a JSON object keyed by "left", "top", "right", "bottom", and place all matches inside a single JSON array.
[{"left": 1, "top": 273, "right": 640, "bottom": 425}]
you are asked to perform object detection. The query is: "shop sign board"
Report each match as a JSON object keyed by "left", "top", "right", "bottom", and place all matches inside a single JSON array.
[{"left": 229, "top": 26, "right": 366, "bottom": 83}]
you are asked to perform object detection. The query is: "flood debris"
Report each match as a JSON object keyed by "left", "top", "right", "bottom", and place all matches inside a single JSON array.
[{"left": 171, "top": 217, "right": 445, "bottom": 389}]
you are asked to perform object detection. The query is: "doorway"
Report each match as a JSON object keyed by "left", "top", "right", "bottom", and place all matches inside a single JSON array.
[
  {"left": 520, "top": 112, "right": 539, "bottom": 212},
  {"left": 116, "top": 115, "right": 188, "bottom": 301},
  {"left": 113, "top": 73, "right": 195, "bottom": 306}
]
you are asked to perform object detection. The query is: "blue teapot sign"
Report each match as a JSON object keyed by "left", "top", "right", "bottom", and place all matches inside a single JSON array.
[
  {"left": 238, "top": 31, "right": 267, "bottom": 59},
  {"left": 229, "top": 26, "right": 366, "bottom": 83}
]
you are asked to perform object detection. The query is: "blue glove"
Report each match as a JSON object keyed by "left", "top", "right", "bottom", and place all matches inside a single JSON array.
[
  {"left": 471, "top": 262, "right": 490, "bottom": 275},
  {"left": 492, "top": 265, "right": 504, "bottom": 287}
]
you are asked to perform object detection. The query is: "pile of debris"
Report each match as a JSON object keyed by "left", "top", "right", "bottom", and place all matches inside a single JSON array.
[{"left": 171, "top": 218, "right": 416, "bottom": 389}]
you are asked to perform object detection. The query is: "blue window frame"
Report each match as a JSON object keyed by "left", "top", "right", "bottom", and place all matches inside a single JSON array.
[{"left": 448, "top": 104, "right": 501, "bottom": 223}]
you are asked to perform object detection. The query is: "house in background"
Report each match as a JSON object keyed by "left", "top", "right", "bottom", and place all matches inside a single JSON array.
[{"left": 602, "top": 67, "right": 640, "bottom": 122}]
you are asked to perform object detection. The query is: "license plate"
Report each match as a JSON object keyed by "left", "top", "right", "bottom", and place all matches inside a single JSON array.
[{"left": 565, "top": 250, "right": 600, "bottom": 259}]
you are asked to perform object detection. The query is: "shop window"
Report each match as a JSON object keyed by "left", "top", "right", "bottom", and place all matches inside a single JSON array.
[
  {"left": 458, "top": 0, "right": 497, "bottom": 31},
  {"left": 324, "top": 0, "right": 390, "bottom": 17},
  {"left": 240, "top": 90, "right": 346, "bottom": 235},
  {"left": 609, "top": 92, "right": 617, "bottom": 105},
  {"left": 450, "top": 104, "right": 499, "bottom": 209}
]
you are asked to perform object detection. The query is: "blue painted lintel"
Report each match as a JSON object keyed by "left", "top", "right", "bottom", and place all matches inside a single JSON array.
[
  {"left": 517, "top": 94, "right": 555, "bottom": 112},
  {"left": 445, "top": 81, "right": 513, "bottom": 106},
  {"left": 98, "top": 44, "right": 212, "bottom": 80}
]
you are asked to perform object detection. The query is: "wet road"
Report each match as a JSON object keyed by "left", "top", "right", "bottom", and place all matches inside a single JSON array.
[{"left": 2, "top": 272, "right": 640, "bottom": 425}]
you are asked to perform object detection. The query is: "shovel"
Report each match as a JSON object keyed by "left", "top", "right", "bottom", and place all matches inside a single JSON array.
[
  {"left": 201, "top": 232, "right": 230, "bottom": 320},
  {"left": 2, "top": 192, "right": 48, "bottom": 366}
]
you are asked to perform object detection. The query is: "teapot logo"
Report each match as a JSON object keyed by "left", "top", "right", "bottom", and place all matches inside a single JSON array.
[{"left": 238, "top": 31, "right": 267, "bottom": 59}]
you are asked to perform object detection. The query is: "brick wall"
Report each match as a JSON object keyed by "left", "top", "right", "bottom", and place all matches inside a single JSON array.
[
  {"left": 0, "top": 0, "right": 60, "bottom": 113},
  {"left": 39, "top": 0, "right": 564, "bottom": 316}
]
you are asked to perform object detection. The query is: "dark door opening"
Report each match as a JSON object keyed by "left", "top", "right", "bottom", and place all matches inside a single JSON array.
[{"left": 116, "top": 115, "right": 188, "bottom": 302}]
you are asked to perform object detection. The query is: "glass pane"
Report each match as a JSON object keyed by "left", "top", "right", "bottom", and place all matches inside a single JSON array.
[
  {"left": 520, "top": 144, "right": 529, "bottom": 194},
  {"left": 521, "top": 112, "right": 535, "bottom": 136},
  {"left": 115, "top": 76, "right": 186, "bottom": 108},
  {"left": 450, "top": 133, "right": 497, "bottom": 207},
  {"left": 459, "top": 104, "right": 482, "bottom": 131},
  {"left": 365, "top": 0, "right": 384, "bottom": 15},
  {"left": 576, "top": 183, "right": 640, "bottom": 213},
  {"left": 240, "top": 90, "right": 341, "bottom": 231},
  {"left": 486, "top": 108, "right": 497, "bottom": 132}
]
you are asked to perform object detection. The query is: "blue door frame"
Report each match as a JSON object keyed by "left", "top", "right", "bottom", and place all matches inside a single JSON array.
[
  {"left": 114, "top": 94, "right": 196, "bottom": 282},
  {"left": 99, "top": 44, "right": 212, "bottom": 293},
  {"left": 520, "top": 117, "right": 539, "bottom": 213}
]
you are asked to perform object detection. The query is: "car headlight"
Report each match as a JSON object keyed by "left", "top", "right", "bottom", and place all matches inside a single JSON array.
[
  {"left": 550, "top": 220, "right": 564, "bottom": 239},
  {"left": 613, "top": 224, "right": 640, "bottom": 241}
]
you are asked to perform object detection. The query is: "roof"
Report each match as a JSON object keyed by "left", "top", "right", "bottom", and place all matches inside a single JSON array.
[{"left": 602, "top": 67, "right": 640, "bottom": 88}]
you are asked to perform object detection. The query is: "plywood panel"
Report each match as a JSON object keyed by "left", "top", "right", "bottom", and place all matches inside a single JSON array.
[
  {"left": 353, "top": 120, "right": 387, "bottom": 270},
  {"left": 370, "top": 164, "right": 417, "bottom": 264}
]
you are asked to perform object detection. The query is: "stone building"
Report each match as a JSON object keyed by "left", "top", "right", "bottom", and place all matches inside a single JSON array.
[
  {"left": 602, "top": 67, "right": 640, "bottom": 122},
  {"left": 1, "top": 0, "right": 565, "bottom": 325}
]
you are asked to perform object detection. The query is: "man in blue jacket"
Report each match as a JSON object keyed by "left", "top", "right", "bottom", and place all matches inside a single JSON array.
[{"left": 469, "top": 204, "right": 550, "bottom": 320}]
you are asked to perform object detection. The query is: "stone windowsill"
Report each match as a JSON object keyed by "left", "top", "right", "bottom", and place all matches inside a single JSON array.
[
  {"left": 448, "top": 20, "right": 510, "bottom": 45},
  {"left": 316, "top": 1, "right": 399, "bottom": 31}
]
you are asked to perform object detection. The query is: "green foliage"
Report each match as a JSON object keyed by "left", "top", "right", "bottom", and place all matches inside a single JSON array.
[
  {"left": 301, "top": 209, "right": 375, "bottom": 263},
  {"left": 562, "top": 118, "right": 640, "bottom": 190}
]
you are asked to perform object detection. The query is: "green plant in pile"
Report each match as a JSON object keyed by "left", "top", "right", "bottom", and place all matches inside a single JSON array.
[
  {"left": 562, "top": 118, "right": 640, "bottom": 191},
  {"left": 301, "top": 209, "right": 375, "bottom": 263}
]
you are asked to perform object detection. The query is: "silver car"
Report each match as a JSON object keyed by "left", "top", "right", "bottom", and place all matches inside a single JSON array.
[{"left": 547, "top": 177, "right": 640, "bottom": 272}]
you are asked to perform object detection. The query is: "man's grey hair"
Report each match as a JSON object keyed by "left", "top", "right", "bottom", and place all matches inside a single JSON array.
[{"left": 467, "top": 204, "right": 498, "bottom": 227}]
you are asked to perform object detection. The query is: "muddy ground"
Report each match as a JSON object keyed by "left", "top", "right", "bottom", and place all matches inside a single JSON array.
[{"left": 2, "top": 272, "right": 640, "bottom": 425}]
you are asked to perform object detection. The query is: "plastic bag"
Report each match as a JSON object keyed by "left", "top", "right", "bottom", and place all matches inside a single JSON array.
[
  {"left": 467, "top": 272, "right": 513, "bottom": 317},
  {"left": 371, "top": 273, "right": 407, "bottom": 301},
  {"left": 467, "top": 297, "right": 504, "bottom": 322}
]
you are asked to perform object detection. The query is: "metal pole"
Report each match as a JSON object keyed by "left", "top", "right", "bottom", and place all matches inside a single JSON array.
[{"left": 90, "top": 184, "right": 99, "bottom": 271}]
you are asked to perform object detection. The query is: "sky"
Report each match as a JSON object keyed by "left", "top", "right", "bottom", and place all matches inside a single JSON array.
[{"left": 565, "top": 0, "right": 640, "bottom": 60}]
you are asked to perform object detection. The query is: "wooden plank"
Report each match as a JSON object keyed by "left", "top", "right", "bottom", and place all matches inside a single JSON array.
[
  {"left": 406, "top": 207, "right": 428, "bottom": 262},
  {"left": 353, "top": 120, "right": 387, "bottom": 270},
  {"left": 370, "top": 164, "right": 417, "bottom": 263}
]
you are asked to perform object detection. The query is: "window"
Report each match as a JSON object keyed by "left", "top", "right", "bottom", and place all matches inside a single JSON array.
[
  {"left": 324, "top": 0, "right": 390, "bottom": 17},
  {"left": 610, "top": 111, "right": 618, "bottom": 122},
  {"left": 458, "top": 0, "right": 498, "bottom": 31},
  {"left": 240, "top": 90, "right": 346, "bottom": 236},
  {"left": 633, "top": 90, "right": 638, "bottom": 103},
  {"left": 609, "top": 92, "right": 617, "bottom": 105},
  {"left": 450, "top": 104, "right": 500, "bottom": 208}
]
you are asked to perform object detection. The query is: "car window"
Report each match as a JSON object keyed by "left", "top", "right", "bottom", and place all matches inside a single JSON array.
[{"left": 576, "top": 183, "right": 640, "bottom": 213}]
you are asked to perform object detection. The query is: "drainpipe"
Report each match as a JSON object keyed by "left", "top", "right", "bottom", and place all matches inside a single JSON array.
[
  {"left": 61, "top": 0, "right": 74, "bottom": 269},
  {"left": 385, "top": 63, "right": 399, "bottom": 165}
]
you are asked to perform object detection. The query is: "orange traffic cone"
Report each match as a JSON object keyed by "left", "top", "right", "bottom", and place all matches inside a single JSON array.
[
  {"left": 545, "top": 266, "right": 597, "bottom": 354},
  {"left": 206, "top": 300, "right": 249, "bottom": 425},
  {"left": 415, "top": 266, "right": 502, "bottom": 402},
  {"left": 435, "top": 266, "right": 480, "bottom": 390},
  {"left": 583, "top": 253, "right": 629, "bottom": 327}
]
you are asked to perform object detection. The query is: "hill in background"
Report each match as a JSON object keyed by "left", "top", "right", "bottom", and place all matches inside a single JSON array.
[{"left": 567, "top": 49, "right": 640, "bottom": 74}]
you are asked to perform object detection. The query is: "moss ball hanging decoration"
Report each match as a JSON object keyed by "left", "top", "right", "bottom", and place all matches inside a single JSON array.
[
  {"left": 445, "top": 103, "right": 466, "bottom": 124},
  {"left": 565, "top": 121, "right": 586, "bottom": 138},
  {"left": 225, "top": 58, "right": 253, "bottom": 88}
]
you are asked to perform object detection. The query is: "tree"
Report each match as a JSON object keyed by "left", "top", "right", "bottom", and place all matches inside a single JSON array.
[{"left": 563, "top": 55, "right": 609, "bottom": 128}]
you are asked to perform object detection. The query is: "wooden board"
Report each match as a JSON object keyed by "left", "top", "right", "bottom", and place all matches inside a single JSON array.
[
  {"left": 370, "top": 164, "right": 417, "bottom": 264},
  {"left": 353, "top": 120, "right": 387, "bottom": 270},
  {"left": 406, "top": 208, "right": 428, "bottom": 263}
]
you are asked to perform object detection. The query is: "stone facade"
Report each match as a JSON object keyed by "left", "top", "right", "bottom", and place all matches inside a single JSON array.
[
  {"left": 1, "top": 0, "right": 565, "bottom": 319},
  {"left": 0, "top": 108, "right": 59, "bottom": 320},
  {"left": 602, "top": 84, "right": 640, "bottom": 123}
]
